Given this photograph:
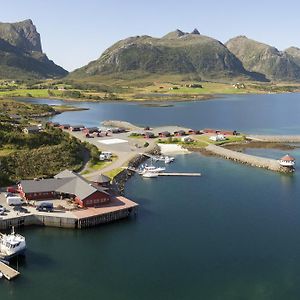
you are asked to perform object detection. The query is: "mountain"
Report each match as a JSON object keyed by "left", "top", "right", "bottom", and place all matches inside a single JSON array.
[
  {"left": 71, "top": 29, "right": 264, "bottom": 81},
  {"left": 285, "top": 47, "right": 300, "bottom": 67},
  {"left": 0, "top": 19, "right": 67, "bottom": 79},
  {"left": 226, "top": 36, "right": 300, "bottom": 81}
]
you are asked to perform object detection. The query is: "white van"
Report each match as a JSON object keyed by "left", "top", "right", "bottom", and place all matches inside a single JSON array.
[
  {"left": 6, "top": 196, "right": 24, "bottom": 206},
  {"left": 99, "top": 151, "right": 112, "bottom": 161}
]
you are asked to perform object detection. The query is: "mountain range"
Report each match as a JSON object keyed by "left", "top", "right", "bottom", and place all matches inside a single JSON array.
[
  {"left": 0, "top": 19, "right": 67, "bottom": 79},
  {"left": 2, "top": 20, "right": 300, "bottom": 82},
  {"left": 71, "top": 29, "right": 300, "bottom": 82}
]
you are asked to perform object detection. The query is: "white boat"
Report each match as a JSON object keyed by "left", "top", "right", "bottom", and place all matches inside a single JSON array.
[
  {"left": 164, "top": 156, "right": 175, "bottom": 164},
  {"left": 0, "top": 272, "right": 3, "bottom": 279},
  {"left": 138, "top": 164, "right": 165, "bottom": 174},
  {"left": 0, "top": 227, "right": 26, "bottom": 260},
  {"left": 142, "top": 172, "right": 159, "bottom": 178}
]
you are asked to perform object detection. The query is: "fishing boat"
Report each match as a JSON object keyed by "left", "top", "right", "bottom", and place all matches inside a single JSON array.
[{"left": 0, "top": 227, "right": 26, "bottom": 260}]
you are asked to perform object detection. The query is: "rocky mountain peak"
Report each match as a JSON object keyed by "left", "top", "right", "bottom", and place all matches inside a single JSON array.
[{"left": 0, "top": 19, "right": 42, "bottom": 52}]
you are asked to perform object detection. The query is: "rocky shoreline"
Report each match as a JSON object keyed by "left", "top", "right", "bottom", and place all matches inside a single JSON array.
[{"left": 112, "top": 145, "right": 161, "bottom": 195}]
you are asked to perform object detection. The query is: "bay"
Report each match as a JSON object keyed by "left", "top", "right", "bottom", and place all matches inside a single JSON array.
[{"left": 2, "top": 93, "right": 300, "bottom": 299}]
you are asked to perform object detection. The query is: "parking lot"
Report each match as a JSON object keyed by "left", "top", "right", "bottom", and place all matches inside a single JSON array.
[{"left": 0, "top": 192, "right": 77, "bottom": 220}]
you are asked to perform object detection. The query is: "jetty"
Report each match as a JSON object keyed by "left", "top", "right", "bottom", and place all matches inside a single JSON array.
[
  {"left": 0, "top": 261, "right": 20, "bottom": 280},
  {"left": 158, "top": 172, "right": 201, "bottom": 176},
  {"left": 246, "top": 135, "right": 300, "bottom": 143},
  {"left": 125, "top": 167, "right": 200, "bottom": 177},
  {"left": 205, "top": 144, "right": 292, "bottom": 173}
]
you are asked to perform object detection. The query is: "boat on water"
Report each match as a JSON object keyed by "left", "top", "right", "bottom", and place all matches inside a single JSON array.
[
  {"left": 153, "top": 155, "right": 175, "bottom": 163},
  {"left": 164, "top": 156, "right": 175, "bottom": 164},
  {"left": 142, "top": 172, "right": 159, "bottom": 178},
  {"left": 0, "top": 227, "right": 26, "bottom": 260},
  {"left": 138, "top": 164, "right": 165, "bottom": 175}
]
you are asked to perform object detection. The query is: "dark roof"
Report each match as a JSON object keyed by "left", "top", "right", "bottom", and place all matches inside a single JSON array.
[
  {"left": 144, "top": 131, "right": 155, "bottom": 136},
  {"left": 24, "top": 126, "right": 40, "bottom": 132},
  {"left": 95, "top": 174, "right": 111, "bottom": 183},
  {"left": 70, "top": 125, "right": 84, "bottom": 128},
  {"left": 86, "top": 127, "right": 99, "bottom": 131},
  {"left": 159, "top": 131, "right": 171, "bottom": 135},
  {"left": 21, "top": 170, "right": 109, "bottom": 201}
]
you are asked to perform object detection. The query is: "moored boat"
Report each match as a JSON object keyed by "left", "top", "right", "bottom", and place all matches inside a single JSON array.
[
  {"left": 0, "top": 227, "right": 26, "bottom": 260},
  {"left": 142, "top": 172, "right": 159, "bottom": 178}
]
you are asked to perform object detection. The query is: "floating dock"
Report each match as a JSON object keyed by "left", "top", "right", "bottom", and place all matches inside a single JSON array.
[
  {"left": 0, "top": 261, "right": 20, "bottom": 280},
  {"left": 158, "top": 172, "right": 201, "bottom": 176}
]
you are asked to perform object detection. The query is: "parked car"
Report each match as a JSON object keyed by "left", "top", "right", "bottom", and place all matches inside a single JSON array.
[
  {"left": 0, "top": 205, "right": 5, "bottom": 215},
  {"left": 36, "top": 202, "right": 53, "bottom": 212},
  {"left": 4, "top": 192, "right": 15, "bottom": 198},
  {"left": 13, "top": 206, "right": 29, "bottom": 213}
]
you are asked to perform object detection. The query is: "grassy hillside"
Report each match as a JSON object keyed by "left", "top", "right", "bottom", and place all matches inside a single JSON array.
[
  {"left": 0, "top": 99, "right": 96, "bottom": 186},
  {"left": 70, "top": 30, "right": 261, "bottom": 81},
  {"left": 226, "top": 36, "right": 300, "bottom": 81}
]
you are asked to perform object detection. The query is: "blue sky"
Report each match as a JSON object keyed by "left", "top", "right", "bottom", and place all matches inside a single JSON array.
[{"left": 1, "top": 0, "right": 300, "bottom": 71}]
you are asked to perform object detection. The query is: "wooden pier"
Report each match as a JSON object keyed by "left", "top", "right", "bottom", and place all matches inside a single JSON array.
[
  {"left": 126, "top": 167, "right": 201, "bottom": 177},
  {"left": 0, "top": 261, "right": 20, "bottom": 280},
  {"left": 158, "top": 172, "right": 201, "bottom": 176}
]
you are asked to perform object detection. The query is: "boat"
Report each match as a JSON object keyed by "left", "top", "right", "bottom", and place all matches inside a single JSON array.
[
  {"left": 164, "top": 156, "right": 175, "bottom": 164},
  {"left": 138, "top": 163, "right": 165, "bottom": 174},
  {"left": 142, "top": 172, "right": 159, "bottom": 178},
  {"left": 0, "top": 227, "right": 26, "bottom": 260},
  {"left": 0, "top": 272, "right": 3, "bottom": 279}
]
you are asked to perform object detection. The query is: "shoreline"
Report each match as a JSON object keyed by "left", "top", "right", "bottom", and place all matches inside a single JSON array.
[{"left": 9, "top": 89, "right": 299, "bottom": 104}]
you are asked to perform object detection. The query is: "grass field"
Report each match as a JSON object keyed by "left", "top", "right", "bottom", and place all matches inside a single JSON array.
[{"left": 1, "top": 75, "right": 300, "bottom": 102}]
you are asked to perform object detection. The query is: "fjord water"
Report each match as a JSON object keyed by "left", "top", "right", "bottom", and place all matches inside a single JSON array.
[{"left": 3, "top": 93, "right": 300, "bottom": 299}]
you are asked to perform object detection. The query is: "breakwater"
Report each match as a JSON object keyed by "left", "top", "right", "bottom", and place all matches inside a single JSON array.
[
  {"left": 205, "top": 144, "right": 292, "bottom": 173},
  {"left": 246, "top": 135, "right": 300, "bottom": 143}
]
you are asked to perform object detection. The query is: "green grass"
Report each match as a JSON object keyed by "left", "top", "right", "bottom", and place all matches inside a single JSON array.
[
  {"left": 0, "top": 148, "right": 15, "bottom": 156},
  {"left": 104, "top": 168, "right": 124, "bottom": 179}
]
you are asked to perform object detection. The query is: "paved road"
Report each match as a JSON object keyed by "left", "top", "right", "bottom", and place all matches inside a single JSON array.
[{"left": 68, "top": 130, "right": 156, "bottom": 180}]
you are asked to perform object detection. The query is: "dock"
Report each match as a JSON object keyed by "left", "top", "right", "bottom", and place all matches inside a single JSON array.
[
  {"left": 0, "top": 261, "right": 20, "bottom": 280},
  {"left": 158, "top": 172, "right": 201, "bottom": 176}
]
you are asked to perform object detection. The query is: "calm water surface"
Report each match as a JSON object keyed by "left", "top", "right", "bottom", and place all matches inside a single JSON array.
[
  {"left": 2, "top": 94, "right": 300, "bottom": 299},
  {"left": 17, "top": 93, "right": 300, "bottom": 134}
]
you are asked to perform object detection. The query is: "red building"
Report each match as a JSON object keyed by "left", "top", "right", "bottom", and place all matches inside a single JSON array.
[
  {"left": 18, "top": 170, "right": 111, "bottom": 208},
  {"left": 174, "top": 130, "right": 186, "bottom": 136},
  {"left": 82, "top": 127, "right": 100, "bottom": 134}
]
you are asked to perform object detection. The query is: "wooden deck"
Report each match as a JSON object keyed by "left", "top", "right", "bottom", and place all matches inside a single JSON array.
[
  {"left": 158, "top": 172, "right": 201, "bottom": 176},
  {"left": 0, "top": 261, "right": 20, "bottom": 280}
]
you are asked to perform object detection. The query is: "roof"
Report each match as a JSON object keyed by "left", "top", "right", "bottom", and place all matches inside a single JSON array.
[
  {"left": 280, "top": 154, "right": 295, "bottom": 161},
  {"left": 21, "top": 170, "right": 109, "bottom": 201},
  {"left": 24, "top": 126, "right": 40, "bottom": 131},
  {"left": 95, "top": 174, "right": 111, "bottom": 183},
  {"left": 85, "top": 127, "right": 99, "bottom": 131},
  {"left": 70, "top": 125, "right": 84, "bottom": 128},
  {"left": 159, "top": 131, "right": 171, "bottom": 135}
]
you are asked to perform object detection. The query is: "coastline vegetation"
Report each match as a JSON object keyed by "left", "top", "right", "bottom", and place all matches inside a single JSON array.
[
  {"left": 1, "top": 76, "right": 300, "bottom": 103},
  {"left": 0, "top": 99, "right": 99, "bottom": 186}
]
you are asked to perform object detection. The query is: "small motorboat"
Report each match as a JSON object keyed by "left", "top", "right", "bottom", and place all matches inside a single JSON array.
[
  {"left": 164, "top": 156, "right": 175, "bottom": 164},
  {"left": 142, "top": 172, "right": 159, "bottom": 178}
]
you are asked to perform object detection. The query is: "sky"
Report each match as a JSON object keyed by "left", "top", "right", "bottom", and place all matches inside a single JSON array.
[{"left": 1, "top": 0, "right": 300, "bottom": 71}]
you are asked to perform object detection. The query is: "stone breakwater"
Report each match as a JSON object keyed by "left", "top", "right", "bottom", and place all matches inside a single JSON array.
[
  {"left": 205, "top": 144, "right": 293, "bottom": 173},
  {"left": 247, "top": 135, "right": 300, "bottom": 143}
]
